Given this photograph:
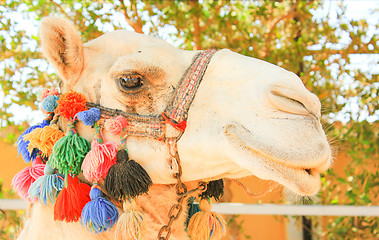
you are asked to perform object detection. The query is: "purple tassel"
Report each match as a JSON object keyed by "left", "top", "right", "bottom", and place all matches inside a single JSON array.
[
  {"left": 77, "top": 108, "right": 101, "bottom": 126},
  {"left": 81, "top": 187, "right": 119, "bottom": 233}
]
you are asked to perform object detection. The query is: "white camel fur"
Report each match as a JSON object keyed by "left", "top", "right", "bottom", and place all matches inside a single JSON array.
[{"left": 17, "top": 17, "right": 332, "bottom": 240}]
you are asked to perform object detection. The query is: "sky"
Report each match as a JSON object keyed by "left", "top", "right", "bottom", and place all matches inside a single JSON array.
[{"left": 1, "top": 0, "right": 378, "bottom": 127}]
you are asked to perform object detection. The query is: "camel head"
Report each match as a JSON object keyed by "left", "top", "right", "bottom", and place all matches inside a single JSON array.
[{"left": 40, "top": 17, "right": 331, "bottom": 196}]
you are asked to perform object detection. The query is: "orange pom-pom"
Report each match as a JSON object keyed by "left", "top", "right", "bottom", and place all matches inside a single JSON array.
[
  {"left": 24, "top": 125, "right": 65, "bottom": 157},
  {"left": 56, "top": 91, "right": 87, "bottom": 119}
]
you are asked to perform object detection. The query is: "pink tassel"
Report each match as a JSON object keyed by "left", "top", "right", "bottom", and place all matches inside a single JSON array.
[
  {"left": 12, "top": 158, "right": 45, "bottom": 201},
  {"left": 40, "top": 88, "right": 59, "bottom": 101},
  {"left": 104, "top": 116, "right": 128, "bottom": 135},
  {"left": 82, "top": 141, "right": 118, "bottom": 183}
]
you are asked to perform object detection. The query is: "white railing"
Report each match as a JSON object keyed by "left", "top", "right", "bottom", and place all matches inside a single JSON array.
[{"left": 1, "top": 199, "right": 378, "bottom": 216}]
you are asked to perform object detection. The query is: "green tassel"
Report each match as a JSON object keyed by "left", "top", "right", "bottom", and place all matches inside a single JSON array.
[
  {"left": 50, "top": 130, "right": 91, "bottom": 176},
  {"left": 185, "top": 197, "right": 200, "bottom": 228}
]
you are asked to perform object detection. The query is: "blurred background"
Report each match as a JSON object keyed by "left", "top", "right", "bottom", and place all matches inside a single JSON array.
[{"left": 0, "top": 0, "right": 378, "bottom": 239}]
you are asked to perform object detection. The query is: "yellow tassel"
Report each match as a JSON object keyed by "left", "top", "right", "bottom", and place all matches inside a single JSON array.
[
  {"left": 115, "top": 199, "right": 143, "bottom": 240},
  {"left": 24, "top": 124, "right": 65, "bottom": 157},
  {"left": 188, "top": 198, "right": 226, "bottom": 240}
]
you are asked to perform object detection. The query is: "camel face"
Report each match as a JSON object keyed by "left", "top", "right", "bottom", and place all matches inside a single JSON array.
[{"left": 41, "top": 17, "right": 331, "bottom": 196}]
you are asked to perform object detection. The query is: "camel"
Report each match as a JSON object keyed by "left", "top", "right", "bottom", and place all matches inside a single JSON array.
[{"left": 14, "top": 17, "right": 332, "bottom": 240}]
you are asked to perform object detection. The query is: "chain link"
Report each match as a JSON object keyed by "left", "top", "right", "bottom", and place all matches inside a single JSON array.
[{"left": 157, "top": 137, "right": 206, "bottom": 240}]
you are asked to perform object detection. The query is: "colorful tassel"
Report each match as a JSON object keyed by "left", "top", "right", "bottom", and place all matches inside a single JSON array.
[
  {"left": 115, "top": 199, "right": 143, "bottom": 240},
  {"left": 77, "top": 108, "right": 101, "bottom": 126},
  {"left": 54, "top": 175, "right": 91, "bottom": 222},
  {"left": 185, "top": 197, "right": 200, "bottom": 228},
  {"left": 50, "top": 125, "right": 91, "bottom": 176},
  {"left": 200, "top": 179, "right": 224, "bottom": 200},
  {"left": 82, "top": 141, "right": 118, "bottom": 183},
  {"left": 187, "top": 198, "right": 226, "bottom": 240},
  {"left": 40, "top": 88, "right": 59, "bottom": 100},
  {"left": 104, "top": 116, "right": 128, "bottom": 135},
  {"left": 104, "top": 149, "right": 152, "bottom": 200},
  {"left": 11, "top": 158, "right": 45, "bottom": 200},
  {"left": 23, "top": 124, "right": 65, "bottom": 158},
  {"left": 56, "top": 91, "right": 87, "bottom": 119},
  {"left": 17, "top": 120, "right": 50, "bottom": 163},
  {"left": 81, "top": 186, "right": 119, "bottom": 233},
  {"left": 41, "top": 95, "right": 59, "bottom": 113},
  {"left": 28, "top": 163, "right": 64, "bottom": 205}
]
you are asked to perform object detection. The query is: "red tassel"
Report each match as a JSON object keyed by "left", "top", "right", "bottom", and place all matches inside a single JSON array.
[{"left": 54, "top": 175, "right": 91, "bottom": 222}]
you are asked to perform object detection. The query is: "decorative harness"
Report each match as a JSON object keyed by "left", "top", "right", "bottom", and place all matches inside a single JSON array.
[
  {"left": 86, "top": 48, "right": 218, "bottom": 138},
  {"left": 86, "top": 49, "right": 219, "bottom": 239},
  {"left": 14, "top": 49, "right": 228, "bottom": 240}
]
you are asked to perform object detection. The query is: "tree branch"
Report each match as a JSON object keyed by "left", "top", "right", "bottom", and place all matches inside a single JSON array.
[
  {"left": 120, "top": 0, "right": 143, "bottom": 33},
  {"left": 190, "top": 0, "right": 201, "bottom": 50},
  {"left": 50, "top": 0, "right": 70, "bottom": 20},
  {"left": 199, "top": 3, "right": 222, "bottom": 32}
]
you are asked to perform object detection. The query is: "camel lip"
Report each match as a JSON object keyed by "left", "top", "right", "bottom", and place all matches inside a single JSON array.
[
  {"left": 266, "top": 161, "right": 321, "bottom": 196},
  {"left": 223, "top": 123, "right": 326, "bottom": 196}
]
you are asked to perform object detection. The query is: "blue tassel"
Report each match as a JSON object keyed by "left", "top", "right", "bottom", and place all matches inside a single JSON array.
[
  {"left": 28, "top": 163, "right": 64, "bottom": 205},
  {"left": 185, "top": 197, "right": 200, "bottom": 228},
  {"left": 17, "top": 120, "right": 50, "bottom": 163},
  {"left": 81, "top": 187, "right": 119, "bottom": 233},
  {"left": 41, "top": 95, "right": 59, "bottom": 113},
  {"left": 77, "top": 108, "right": 101, "bottom": 126}
]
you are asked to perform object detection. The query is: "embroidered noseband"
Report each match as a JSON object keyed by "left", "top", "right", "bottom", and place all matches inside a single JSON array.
[{"left": 86, "top": 48, "right": 218, "bottom": 139}]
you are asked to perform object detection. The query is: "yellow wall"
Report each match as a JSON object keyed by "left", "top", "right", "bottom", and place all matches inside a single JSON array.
[
  {"left": 224, "top": 177, "right": 287, "bottom": 240},
  {"left": 0, "top": 141, "right": 28, "bottom": 191}
]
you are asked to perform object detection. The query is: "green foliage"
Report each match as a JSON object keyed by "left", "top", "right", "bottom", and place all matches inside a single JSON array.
[{"left": 0, "top": 0, "right": 378, "bottom": 238}]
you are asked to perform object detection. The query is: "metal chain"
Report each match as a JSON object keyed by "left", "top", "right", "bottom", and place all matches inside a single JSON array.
[{"left": 157, "top": 137, "right": 206, "bottom": 240}]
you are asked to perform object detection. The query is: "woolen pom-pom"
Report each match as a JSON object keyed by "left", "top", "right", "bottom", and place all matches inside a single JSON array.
[
  {"left": 12, "top": 160, "right": 45, "bottom": 201},
  {"left": 77, "top": 108, "right": 101, "bottom": 126},
  {"left": 81, "top": 187, "right": 119, "bottom": 233},
  {"left": 17, "top": 120, "right": 50, "bottom": 163},
  {"left": 29, "top": 163, "right": 64, "bottom": 205},
  {"left": 104, "top": 116, "right": 128, "bottom": 135},
  {"left": 50, "top": 130, "right": 91, "bottom": 176},
  {"left": 54, "top": 175, "right": 91, "bottom": 222},
  {"left": 40, "top": 88, "right": 59, "bottom": 101},
  {"left": 104, "top": 149, "right": 152, "bottom": 200},
  {"left": 41, "top": 95, "right": 59, "bottom": 113},
  {"left": 188, "top": 198, "right": 226, "bottom": 240},
  {"left": 23, "top": 124, "right": 65, "bottom": 157},
  {"left": 82, "top": 141, "right": 118, "bottom": 183},
  {"left": 115, "top": 200, "right": 143, "bottom": 240},
  {"left": 56, "top": 91, "right": 87, "bottom": 119},
  {"left": 185, "top": 197, "right": 200, "bottom": 228},
  {"left": 200, "top": 179, "right": 224, "bottom": 201}
]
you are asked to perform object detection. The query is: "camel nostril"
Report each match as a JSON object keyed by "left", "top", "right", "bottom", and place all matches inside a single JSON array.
[{"left": 268, "top": 86, "right": 321, "bottom": 119}]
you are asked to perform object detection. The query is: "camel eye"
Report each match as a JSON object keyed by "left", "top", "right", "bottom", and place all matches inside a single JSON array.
[{"left": 118, "top": 75, "right": 143, "bottom": 90}]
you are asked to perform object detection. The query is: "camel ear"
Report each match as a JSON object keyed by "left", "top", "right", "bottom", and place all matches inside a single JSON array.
[{"left": 39, "top": 17, "right": 84, "bottom": 87}]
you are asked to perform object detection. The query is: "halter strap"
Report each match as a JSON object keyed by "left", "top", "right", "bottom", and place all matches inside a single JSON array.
[{"left": 87, "top": 49, "right": 218, "bottom": 139}]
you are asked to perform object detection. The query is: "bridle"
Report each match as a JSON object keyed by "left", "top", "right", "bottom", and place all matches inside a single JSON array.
[
  {"left": 86, "top": 48, "right": 218, "bottom": 139},
  {"left": 86, "top": 49, "right": 218, "bottom": 239}
]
